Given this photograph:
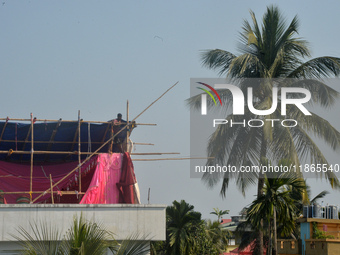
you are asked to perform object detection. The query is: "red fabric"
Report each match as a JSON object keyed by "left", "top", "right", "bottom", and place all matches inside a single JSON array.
[
  {"left": 117, "top": 152, "right": 137, "bottom": 203},
  {"left": 80, "top": 153, "right": 122, "bottom": 204},
  {"left": 0, "top": 157, "right": 97, "bottom": 204}
]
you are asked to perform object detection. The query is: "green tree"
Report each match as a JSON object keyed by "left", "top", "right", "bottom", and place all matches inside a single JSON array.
[
  {"left": 63, "top": 214, "right": 112, "bottom": 255},
  {"left": 109, "top": 233, "right": 150, "bottom": 255},
  {"left": 188, "top": 5, "right": 340, "bottom": 254},
  {"left": 210, "top": 207, "right": 230, "bottom": 222},
  {"left": 12, "top": 221, "right": 65, "bottom": 255},
  {"left": 247, "top": 171, "right": 305, "bottom": 255},
  {"left": 204, "top": 219, "right": 231, "bottom": 254},
  {"left": 291, "top": 181, "right": 330, "bottom": 216},
  {"left": 166, "top": 200, "right": 201, "bottom": 255},
  {"left": 152, "top": 201, "right": 230, "bottom": 255}
]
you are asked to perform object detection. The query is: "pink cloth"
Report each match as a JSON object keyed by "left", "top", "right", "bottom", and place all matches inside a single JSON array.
[{"left": 80, "top": 153, "right": 122, "bottom": 204}]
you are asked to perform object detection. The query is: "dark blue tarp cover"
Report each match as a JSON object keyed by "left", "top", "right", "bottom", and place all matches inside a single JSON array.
[{"left": 0, "top": 121, "right": 128, "bottom": 162}]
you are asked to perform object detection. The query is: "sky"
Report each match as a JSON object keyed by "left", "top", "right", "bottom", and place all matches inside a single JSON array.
[{"left": 1, "top": 0, "right": 340, "bottom": 220}]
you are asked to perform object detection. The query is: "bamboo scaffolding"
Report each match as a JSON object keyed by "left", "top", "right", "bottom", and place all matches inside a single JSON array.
[
  {"left": 32, "top": 81, "right": 179, "bottom": 203},
  {"left": 0, "top": 118, "right": 156, "bottom": 126},
  {"left": 0, "top": 150, "right": 179, "bottom": 155}
]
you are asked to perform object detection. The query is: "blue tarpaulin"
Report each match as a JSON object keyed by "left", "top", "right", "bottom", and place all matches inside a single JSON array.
[{"left": 0, "top": 121, "right": 128, "bottom": 162}]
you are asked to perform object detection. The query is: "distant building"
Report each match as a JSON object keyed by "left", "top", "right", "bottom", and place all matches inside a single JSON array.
[{"left": 278, "top": 204, "right": 340, "bottom": 255}]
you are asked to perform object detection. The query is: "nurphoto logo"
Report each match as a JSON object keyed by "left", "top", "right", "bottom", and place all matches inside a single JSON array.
[{"left": 196, "top": 79, "right": 312, "bottom": 128}]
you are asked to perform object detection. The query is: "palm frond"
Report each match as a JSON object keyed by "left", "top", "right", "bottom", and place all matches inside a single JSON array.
[
  {"left": 288, "top": 57, "right": 340, "bottom": 79},
  {"left": 310, "top": 190, "right": 330, "bottom": 204},
  {"left": 11, "top": 221, "right": 64, "bottom": 255},
  {"left": 110, "top": 234, "right": 150, "bottom": 255},
  {"left": 200, "top": 49, "right": 236, "bottom": 76},
  {"left": 282, "top": 79, "right": 339, "bottom": 107}
]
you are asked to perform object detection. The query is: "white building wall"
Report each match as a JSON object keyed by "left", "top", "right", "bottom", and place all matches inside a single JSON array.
[{"left": 0, "top": 204, "right": 166, "bottom": 254}]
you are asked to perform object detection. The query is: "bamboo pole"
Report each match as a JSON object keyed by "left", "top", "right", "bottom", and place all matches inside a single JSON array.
[
  {"left": 126, "top": 100, "right": 129, "bottom": 153},
  {"left": 0, "top": 139, "right": 122, "bottom": 144},
  {"left": 32, "top": 81, "right": 179, "bottom": 203},
  {"left": 133, "top": 143, "right": 154, "bottom": 146},
  {"left": 0, "top": 118, "right": 9, "bottom": 146},
  {"left": 20, "top": 123, "right": 32, "bottom": 161},
  {"left": 49, "top": 174, "right": 54, "bottom": 204},
  {"left": 132, "top": 157, "right": 214, "bottom": 161},
  {"left": 65, "top": 118, "right": 81, "bottom": 161},
  {"left": 30, "top": 113, "right": 34, "bottom": 203},
  {"left": 78, "top": 110, "right": 81, "bottom": 194},
  {"left": 0, "top": 150, "right": 180, "bottom": 156},
  {"left": 0, "top": 117, "right": 156, "bottom": 126},
  {"left": 0, "top": 191, "right": 85, "bottom": 195},
  {"left": 131, "top": 152, "right": 179, "bottom": 155},
  {"left": 44, "top": 119, "right": 62, "bottom": 162}
]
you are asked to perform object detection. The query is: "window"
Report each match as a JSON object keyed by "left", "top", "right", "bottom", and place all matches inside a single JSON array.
[{"left": 291, "top": 241, "right": 295, "bottom": 249}]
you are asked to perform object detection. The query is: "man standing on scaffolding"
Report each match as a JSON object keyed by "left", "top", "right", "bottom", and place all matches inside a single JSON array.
[
  {"left": 110, "top": 113, "right": 136, "bottom": 153},
  {"left": 110, "top": 113, "right": 125, "bottom": 153}
]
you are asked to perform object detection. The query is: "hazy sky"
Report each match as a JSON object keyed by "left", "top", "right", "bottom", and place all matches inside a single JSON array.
[{"left": 1, "top": 0, "right": 340, "bottom": 220}]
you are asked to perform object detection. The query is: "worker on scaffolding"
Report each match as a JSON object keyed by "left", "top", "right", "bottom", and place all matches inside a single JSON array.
[{"left": 109, "top": 113, "right": 136, "bottom": 153}]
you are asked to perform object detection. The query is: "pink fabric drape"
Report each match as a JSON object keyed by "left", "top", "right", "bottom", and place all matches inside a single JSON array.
[{"left": 80, "top": 153, "right": 122, "bottom": 204}]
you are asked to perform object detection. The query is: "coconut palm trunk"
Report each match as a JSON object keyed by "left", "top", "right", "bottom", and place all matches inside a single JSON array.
[{"left": 273, "top": 207, "right": 277, "bottom": 255}]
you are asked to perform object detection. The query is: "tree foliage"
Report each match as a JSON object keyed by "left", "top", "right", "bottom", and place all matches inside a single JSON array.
[
  {"left": 152, "top": 200, "right": 230, "bottom": 255},
  {"left": 12, "top": 214, "right": 150, "bottom": 255}
]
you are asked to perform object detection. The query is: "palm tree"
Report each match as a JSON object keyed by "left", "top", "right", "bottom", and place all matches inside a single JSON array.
[
  {"left": 210, "top": 207, "right": 230, "bottom": 222},
  {"left": 247, "top": 171, "right": 305, "bottom": 255},
  {"left": 63, "top": 214, "right": 113, "bottom": 255},
  {"left": 12, "top": 221, "right": 65, "bottom": 255},
  {"left": 204, "top": 219, "right": 231, "bottom": 254},
  {"left": 109, "top": 233, "right": 150, "bottom": 255},
  {"left": 166, "top": 200, "right": 201, "bottom": 255},
  {"left": 12, "top": 214, "right": 151, "bottom": 255},
  {"left": 188, "top": 5, "right": 340, "bottom": 254},
  {"left": 290, "top": 180, "right": 329, "bottom": 217}
]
